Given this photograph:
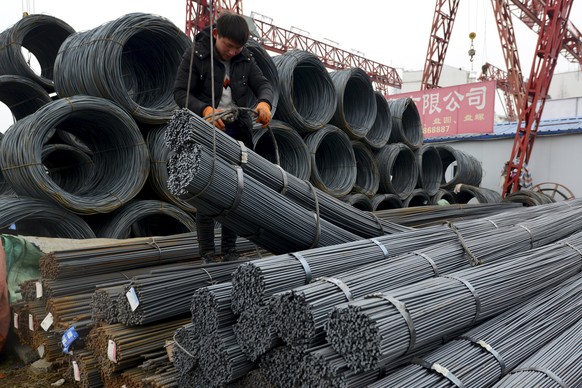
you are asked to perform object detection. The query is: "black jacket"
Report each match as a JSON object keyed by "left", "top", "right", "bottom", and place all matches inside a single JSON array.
[{"left": 173, "top": 26, "right": 273, "bottom": 143}]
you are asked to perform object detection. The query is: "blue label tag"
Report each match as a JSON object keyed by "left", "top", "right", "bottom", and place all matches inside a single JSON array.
[{"left": 62, "top": 326, "right": 79, "bottom": 354}]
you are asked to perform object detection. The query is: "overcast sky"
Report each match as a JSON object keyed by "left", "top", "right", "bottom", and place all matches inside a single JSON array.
[{"left": 1, "top": 0, "right": 581, "bottom": 130}]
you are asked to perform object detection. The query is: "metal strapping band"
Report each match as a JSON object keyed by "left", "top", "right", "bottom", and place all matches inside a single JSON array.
[
  {"left": 446, "top": 222, "right": 481, "bottom": 266},
  {"left": 237, "top": 141, "right": 248, "bottom": 166},
  {"left": 201, "top": 267, "right": 217, "bottom": 285},
  {"left": 211, "top": 166, "right": 244, "bottom": 218},
  {"left": 411, "top": 358, "right": 465, "bottom": 388},
  {"left": 518, "top": 224, "right": 534, "bottom": 249},
  {"left": 564, "top": 241, "right": 582, "bottom": 259},
  {"left": 290, "top": 252, "right": 312, "bottom": 284},
  {"left": 485, "top": 218, "right": 499, "bottom": 229},
  {"left": 413, "top": 251, "right": 440, "bottom": 277},
  {"left": 510, "top": 367, "right": 567, "bottom": 387},
  {"left": 317, "top": 276, "right": 353, "bottom": 302},
  {"left": 306, "top": 182, "right": 321, "bottom": 249},
  {"left": 368, "top": 293, "right": 416, "bottom": 353},
  {"left": 370, "top": 238, "right": 389, "bottom": 259},
  {"left": 275, "top": 164, "right": 288, "bottom": 195},
  {"left": 460, "top": 336, "right": 506, "bottom": 375},
  {"left": 444, "top": 275, "right": 481, "bottom": 323},
  {"left": 370, "top": 212, "right": 385, "bottom": 235}
]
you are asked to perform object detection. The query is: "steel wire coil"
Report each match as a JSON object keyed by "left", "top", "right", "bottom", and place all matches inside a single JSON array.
[
  {"left": 165, "top": 108, "right": 407, "bottom": 238},
  {"left": 453, "top": 184, "right": 503, "bottom": 204},
  {"left": 376, "top": 143, "right": 419, "bottom": 199},
  {"left": 342, "top": 193, "right": 374, "bottom": 212},
  {"left": 270, "top": 207, "right": 582, "bottom": 351},
  {"left": 88, "top": 199, "right": 196, "bottom": 239},
  {"left": 41, "top": 143, "right": 94, "bottom": 195},
  {"left": 272, "top": 50, "right": 337, "bottom": 132},
  {"left": 435, "top": 144, "right": 483, "bottom": 189},
  {"left": 0, "top": 134, "right": 12, "bottom": 195},
  {"left": 326, "top": 231, "right": 582, "bottom": 372},
  {"left": 245, "top": 38, "right": 280, "bottom": 116},
  {"left": 373, "top": 274, "right": 582, "bottom": 388},
  {"left": 191, "top": 282, "right": 236, "bottom": 336},
  {"left": 493, "top": 315, "right": 582, "bottom": 387},
  {"left": 329, "top": 68, "right": 377, "bottom": 140},
  {"left": 364, "top": 92, "right": 392, "bottom": 150},
  {"left": 167, "top": 143, "right": 360, "bottom": 254},
  {"left": 415, "top": 144, "right": 443, "bottom": 196},
  {"left": 0, "top": 75, "right": 52, "bottom": 123},
  {"left": 303, "top": 125, "right": 357, "bottom": 197},
  {"left": 54, "top": 13, "right": 190, "bottom": 124},
  {"left": 430, "top": 189, "right": 457, "bottom": 205},
  {"left": 259, "top": 345, "right": 304, "bottom": 388},
  {"left": 402, "top": 189, "right": 431, "bottom": 208},
  {"left": 252, "top": 120, "right": 311, "bottom": 181},
  {"left": 503, "top": 189, "right": 556, "bottom": 206},
  {"left": 387, "top": 98, "right": 423, "bottom": 150},
  {"left": 233, "top": 305, "right": 282, "bottom": 362},
  {"left": 0, "top": 195, "right": 95, "bottom": 239},
  {"left": 0, "top": 14, "right": 75, "bottom": 92},
  {"left": 351, "top": 140, "right": 380, "bottom": 197},
  {"left": 371, "top": 194, "right": 404, "bottom": 211},
  {"left": 146, "top": 125, "right": 197, "bottom": 213},
  {"left": 0, "top": 95, "right": 150, "bottom": 215}
]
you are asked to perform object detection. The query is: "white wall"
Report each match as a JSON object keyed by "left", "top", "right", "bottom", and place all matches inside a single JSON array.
[{"left": 548, "top": 71, "right": 582, "bottom": 100}]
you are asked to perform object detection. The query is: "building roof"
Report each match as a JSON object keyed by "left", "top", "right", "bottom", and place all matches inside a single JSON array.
[{"left": 424, "top": 116, "right": 582, "bottom": 143}]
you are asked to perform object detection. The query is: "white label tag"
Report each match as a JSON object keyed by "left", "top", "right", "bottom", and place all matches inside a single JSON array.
[
  {"left": 40, "top": 312, "right": 54, "bottom": 331},
  {"left": 29, "top": 314, "right": 34, "bottom": 331},
  {"left": 38, "top": 344, "right": 45, "bottom": 358},
  {"left": 107, "top": 339, "right": 117, "bottom": 363},
  {"left": 126, "top": 287, "right": 140, "bottom": 312},
  {"left": 35, "top": 281, "right": 43, "bottom": 299},
  {"left": 72, "top": 361, "right": 81, "bottom": 381},
  {"left": 165, "top": 340, "right": 175, "bottom": 363},
  {"left": 13, "top": 313, "right": 18, "bottom": 329}
]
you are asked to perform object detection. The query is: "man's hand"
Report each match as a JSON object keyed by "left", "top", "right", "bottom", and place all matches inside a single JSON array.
[
  {"left": 202, "top": 106, "right": 225, "bottom": 130},
  {"left": 255, "top": 101, "right": 271, "bottom": 127}
]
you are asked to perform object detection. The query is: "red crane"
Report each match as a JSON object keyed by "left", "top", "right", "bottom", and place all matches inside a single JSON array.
[
  {"left": 479, "top": 62, "right": 518, "bottom": 121},
  {"left": 184, "top": 0, "right": 402, "bottom": 94}
]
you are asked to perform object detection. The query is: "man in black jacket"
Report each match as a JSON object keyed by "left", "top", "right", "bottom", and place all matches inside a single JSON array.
[{"left": 174, "top": 11, "right": 274, "bottom": 263}]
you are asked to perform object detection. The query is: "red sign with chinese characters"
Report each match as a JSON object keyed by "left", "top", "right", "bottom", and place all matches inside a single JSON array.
[{"left": 389, "top": 80, "right": 496, "bottom": 138}]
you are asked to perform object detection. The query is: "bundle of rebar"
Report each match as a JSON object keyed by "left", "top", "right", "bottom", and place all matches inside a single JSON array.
[
  {"left": 415, "top": 144, "right": 443, "bottom": 196},
  {"left": 435, "top": 144, "right": 483, "bottom": 189},
  {"left": 117, "top": 262, "right": 242, "bottom": 326},
  {"left": 453, "top": 184, "right": 503, "bottom": 204},
  {"left": 0, "top": 14, "right": 75, "bottom": 92},
  {"left": 371, "top": 274, "right": 582, "bottom": 387},
  {"left": 259, "top": 345, "right": 305, "bottom": 388},
  {"left": 351, "top": 140, "right": 380, "bottom": 197},
  {"left": 191, "top": 282, "right": 236, "bottom": 335},
  {"left": 375, "top": 143, "right": 419, "bottom": 199},
  {"left": 92, "top": 284, "right": 127, "bottom": 324},
  {"left": 326, "top": 230, "right": 582, "bottom": 372},
  {"left": 117, "top": 351, "right": 178, "bottom": 388},
  {"left": 69, "top": 349, "right": 103, "bottom": 388},
  {"left": 302, "top": 125, "right": 357, "bottom": 197},
  {"left": 0, "top": 75, "right": 52, "bottom": 121},
  {"left": 387, "top": 98, "right": 423, "bottom": 150},
  {"left": 167, "top": 143, "right": 360, "bottom": 254},
  {"left": 364, "top": 92, "right": 392, "bottom": 150},
  {"left": 493, "top": 318, "right": 582, "bottom": 387},
  {"left": 233, "top": 305, "right": 281, "bottom": 361},
  {"left": 165, "top": 104, "right": 405, "bottom": 239},
  {"left": 172, "top": 323, "right": 200, "bottom": 377},
  {"left": 0, "top": 95, "right": 150, "bottom": 215},
  {"left": 54, "top": 12, "right": 190, "bottom": 124}
]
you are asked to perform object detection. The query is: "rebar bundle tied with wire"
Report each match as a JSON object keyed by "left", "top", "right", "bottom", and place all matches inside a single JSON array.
[
  {"left": 435, "top": 144, "right": 483, "bottom": 189},
  {"left": 0, "top": 95, "right": 150, "bottom": 215},
  {"left": 364, "top": 92, "right": 392, "bottom": 150},
  {"left": 351, "top": 140, "right": 380, "bottom": 197},
  {"left": 376, "top": 143, "right": 419, "bottom": 199},
  {"left": 69, "top": 349, "right": 103, "bottom": 388},
  {"left": 172, "top": 323, "right": 200, "bottom": 381},
  {"left": 233, "top": 305, "right": 282, "bottom": 361},
  {"left": 252, "top": 120, "right": 311, "bottom": 181},
  {"left": 415, "top": 144, "right": 443, "bottom": 196},
  {"left": 303, "top": 125, "right": 357, "bottom": 197},
  {"left": 259, "top": 345, "right": 305, "bottom": 388},
  {"left": 326, "top": 231, "right": 582, "bottom": 372},
  {"left": 387, "top": 97, "right": 423, "bottom": 150},
  {"left": 0, "top": 14, "right": 75, "bottom": 92},
  {"left": 372, "top": 274, "right": 582, "bottom": 387},
  {"left": 272, "top": 50, "right": 337, "bottom": 132},
  {"left": 329, "top": 67, "right": 377, "bottom": 140},
  {"left": 54, "top": 13, "right": 191, "bottom": 124},
  {"left": 0, "top": 75, "right": 52, "bottom": 122},
  {"left": 191, "top": 282, "right": 236, "bottom": 335}
]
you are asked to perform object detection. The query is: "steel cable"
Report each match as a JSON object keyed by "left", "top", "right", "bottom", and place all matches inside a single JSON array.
[
  {"left": 415, "top": 144, "right": 443, "bottom": 196},
  {"left": 364, "top": 92, "right": 392, "bottom": 150},
  {"left": 342, "top": 193, "right": 374, "bottom": 212},
  {"left": 376, "top": 143, "right": 419, "bottom": 199},
  {"left": 54, "top": 13, "right": 191, "bottom": 124},
  {"left": 0, "top": 75, "right": 52, "bottom": 122},
  {"left": 371, "top": 194, "right": 404, "bottom": 211},
  {"left": 435, "top": 144, "right": 483, "bottom": 189},
  {"left": 303, "top": 125, "right": 357, "bottom": 198},
  {"left": 0, "top": 14, "right": 75, "bottom": 92},
  {"left": 387, "top": 98, "right": 423, "bottom": 150},
  {"left": 0, "top": 95, "right": 150, "bottom": 215},
  {"left": 329, "top": 68, "right": 377, "bottom": 140},
  {"left": 272, "top": 50, "right": 337, "bottom": 132},
  {"left": 351, "top": 140, "right": 380, "bottom": 197},
  {"left": 403, "top": 189, "right": 431, "bottom": 208},
  {"left": 326, "top": 231, "right": 582, "bottom": 372},
  {"left": 245, "top": 38, "right": 280, "bottom": 116}
]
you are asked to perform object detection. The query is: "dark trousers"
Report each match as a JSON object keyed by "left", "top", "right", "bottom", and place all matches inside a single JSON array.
[{"left": 196, "top": 212, "right": 237, "bottom": 256}]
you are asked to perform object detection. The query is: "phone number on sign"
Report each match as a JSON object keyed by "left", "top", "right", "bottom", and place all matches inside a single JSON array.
[{"left": 422, "top": 125, "right": 450, "bottom": 134}]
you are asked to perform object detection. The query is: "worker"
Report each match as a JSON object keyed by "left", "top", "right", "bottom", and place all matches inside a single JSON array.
[{"left": 174, "top": 11, "right": 274, "bottom": 264}]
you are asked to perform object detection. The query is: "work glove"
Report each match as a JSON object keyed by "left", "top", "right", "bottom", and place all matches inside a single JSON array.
[
  {"left": 202, "top": 106, "right": 225, "bottom": 130},
  {"left": 255, "top": 101, "right": 271, "bottom": 127}
]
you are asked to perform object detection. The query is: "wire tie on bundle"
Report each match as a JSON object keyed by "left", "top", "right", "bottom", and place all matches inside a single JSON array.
[
  {"left": 147, "top": 237, "right": 163, "bottom": 262},
  {"left": 509, "top": 367, "right": 567, "bottom": 387},
  {"left": 172, "top": 331, "right": 197, "bottom": 359},
  {"left": 275, "top": 164, "right": 288, "bottom": 195},
  {"left": 459, "top": 335, "right": 506, "bottom": 375},
  {"left": 443, "top": 275, "right": 482, "bottom": 324},
  {"left": 412, "top": 251, "right": 440, "bottom": 276},
  {"left": 446, "top": 221, "right": 482, "bottom": 266},
  {"left": 201, "top": 267, "right": 217, "bottom": 285},
  {"left": 290, "top": 252, "right": 312, "bottom": 284},
  {"left": 367, "top": 292, "right": 416, "bottom": 353},
  {"left": 484, "top": 218, "right": 499, "bottom": 229},
  {"left": 237, "top": 141, "right": 248, "bottom": 166},
  {"left": 316, "top": 276, "right": 353, "bottom": 302},
  {"left": 306, "top": 181, "right": 321, "bottom": 249},
  {"left": 370, "top": 238, "right": 389, "bottom": 259},
  {"left": 370, "top": 212, "right": 385, "bottom": 235},
  {"left": 517, "top": 224, "right": 534, "bottom": 249},
  {"left": 564, "top": 241, "right": 582, "bottom": 259},
  {"left": 411, "top": 358, "right": 465, "bottom": 388}
]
